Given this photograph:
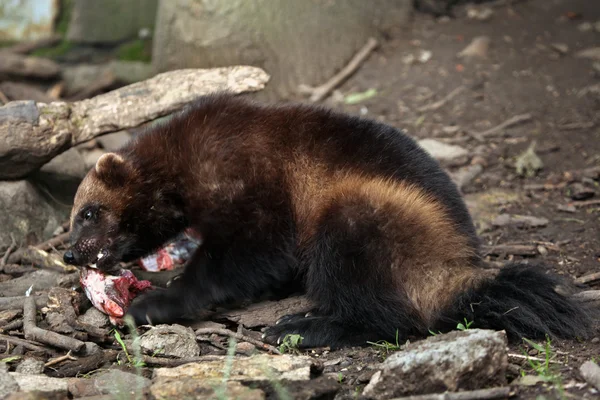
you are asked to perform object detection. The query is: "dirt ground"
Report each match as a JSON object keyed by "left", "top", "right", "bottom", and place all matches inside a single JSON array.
[{"left": 294, "top": 0, "right": 599, "bottom": 398}]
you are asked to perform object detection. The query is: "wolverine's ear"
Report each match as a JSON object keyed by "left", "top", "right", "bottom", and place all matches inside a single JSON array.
[{"left": 95, "top": 153, "right": 134, "bottom": 186}]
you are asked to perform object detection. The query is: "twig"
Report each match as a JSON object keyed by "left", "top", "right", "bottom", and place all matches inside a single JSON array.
[
  {"left": 46, "top": 349, "right": 118, "bottom": 378},
  {"left": 44, "top": 350, "right": 77, "bottom": 367},
  {"left": 1, "top": 235, "right": 17, "bottom": 268},
  {"left": 573, "top": 290, "right": 600, "bottom": 303},
  {"left": 0, "top": 295, "right": 48, "bottom": 311},
  {"left": 298, "top": 37, "right": 378, "bottom": 102},
  {"left": 17, "top": 247, "right": 77, "bottom": 273},
  {"left": 558, "top": 121, "right": 595, "bottom": 131},
  {"left": 508, "top": 353, "right": 564, "bottom": 365},
  {"left": 417, "top": 86, "right": 466, "bottom": 113},
  {"left": 34, "top": 232, "right": 70, "bottom": 251},
  {"left": 23, "top": 296, "right": 85, "bottom": 352},
  {"left": 471, "top": 113, "right": 533, "bottom": 141},
  {"left": 0, "top": 319, "right": 23, "bottom": 333},
  {"left": 142, "top": 354, "right": 227, "bottom": 367},
  {"left": 388, "top": 386, "right": 512, "bottom": 400},
  {"left": 0, "top": 333, "right": 49, "bottom": 353},
  {"left": 482, "top": 244, "right": 538, "bottom": 257},
  {"left": 571, "top": 199, "right": 600, "bottom": 208},
  {"left": 196, "top": 328, "right": 281, "bottom": 355},
  {"left": 575, "top": 272, "right": 600, "bottom": 286}
]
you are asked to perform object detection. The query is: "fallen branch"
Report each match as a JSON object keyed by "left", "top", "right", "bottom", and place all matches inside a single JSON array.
[
  {"left": 389, "top": 386, "right": 511, "bottom": 400},
  {"left": 46, "top": 349, "right": 118, "bottom": 378},
  {"left": 0, "top": 66, "right": 270, "bottom": 179},
  {"left": 570, "top": 199, "right": 600, "bottom": 208},
  {"left": 482, "top": 244, "right": 538, "bottom": 257},
  {"left": 4, "top": 34, "right": 62, "bottom": 55},
  {"left": 1, "top": 235, "right": 17, "bottom": 268},
  {"left": 558, "top": 121, "right": 595, "bottom": 131},
  {"left": 0, "top": 52, "right": 61, "bottom": 80},
  {"left": 142, "top": 355, "right": 226, "bottom": 367},
  {"left": 471, "top": 113, "right": 533, "bottom": 141},
  {"left": 17, "top": 246, "right": 77, "bottom": 273},
  {"left": 0, "top": 319, "right": 23, "bottom": 332},
  {"left": 0, "top": 295, "right": 48, "bottom": 310},
  {"left": 575, "top": 272, "right": 600, "bottom": 286},
  {"left": 573, "top": 290, "right": 600, "bottom": 303},
  {"left": 35, "top": 232, "right": 71, "bottom": 252},
  {"left": 0, "top": 333, "right": 49, "bottom": 353},
  {"left": 417, "top": 86, "right": 466, "bottom": 113},
  {"left": 23, "top": 296, "right": 85, "bottom": 352},
  {"left": 298, "top": 37, "right": 378, "bottom": 102},
  {"left": 196, "top": 327, "right": 281, "bottom": 355}
]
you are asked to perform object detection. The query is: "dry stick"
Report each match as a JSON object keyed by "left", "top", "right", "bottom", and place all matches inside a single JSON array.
[
  {"left": 35, "top": 232, "right": 70, "bottom": 251},
  {"left": 0, "top": 319, "right": 23, "bottom": 333},
  {"left": 196, "top": 328, "right": 281, "bottom": 355},
  {"left": 390, "top": 386, "right": 511, "bottom": 400},
  {"left": 142, "top": 355, "right": 227, "bottom": 367},
  {"left": 482, "top": 244, "right": 538, "bottom": 257},
  {"left": 0, "top": 333, "right": 49, "bottom": 353},
  {"left": 0, "top": 295, "right": 48, "bottom": 310},
  {"left": 298, "top": 37, "right": 378, "bottom": 102},
  {"left": 44, "top": 350, "right": 77, "bottom": 368},
  {"left": 471, "top": 113, "right": 533, "bottom": 141},
  {"left": 573, "top": 290, "right": 600, "bottom": 303},
  {"left": 508, "top": 353, "right": 564, "bottom": 365},
  {"left": 571, "top": 199, "right": 600, "bottom": 208},
  {"left": 576, "top": 272, "right": 600, "bottom": 286},
  {"left": 0, "top": 235, "right": 17, "bottom": 268},
  {"left": 23, "top": 296, "right": 85, "bottom": 352},
  {"left": 417, "top": 86, "right": 466, "bottom": 113}
]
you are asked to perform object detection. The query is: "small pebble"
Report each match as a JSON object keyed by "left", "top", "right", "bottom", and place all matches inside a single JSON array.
[
  {"left": 15, "top": 358, "right": 45, "bottom": 375},
  {"left": 591, "top": 337, "right": 600, "bottom": 344},
  {"left": 235, "top": 342, "right": 256, "bottom": 356}
]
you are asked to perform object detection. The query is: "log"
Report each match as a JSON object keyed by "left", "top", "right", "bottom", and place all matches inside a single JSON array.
[
  {"left": 0, "top": 66, "right": 269, "bottom": 179},
  {"left": 4, "top": 35, "right": 62, "bottom": 55},
  {"left": 0, "top": 52, "right": 61, "bottom": 80}
]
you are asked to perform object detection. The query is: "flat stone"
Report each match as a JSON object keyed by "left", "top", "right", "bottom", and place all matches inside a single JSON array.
[
  {"left": 152, "top": 354, "right": 319, "bottom": 383},
  {"left": 580, "top": 361, "right": 600, "bottom": 391},
  {"left": 78, "top": 307, "right": 110, "bottom": 329},
  {"left": 363, "top": 329, "right": 508, "bottom": 398},
  {"left": 150, "top": 379, "right": 264, "bottom": 400},
  {"left": 0, "top": 367, "right": 19, "bottom": 399},
  {"left": 93, "top": 370, "right": 151, "bottom": 397},
  {"left": 417, "top": 139, "right": 468, "bottom": 161},
  {"left": 139, "top": 324, "right": 200, "bottom": 358},
  {"left": 9, "top": 372, "right": 68, "bottom": 394},
  {"left": 15, "top": 358, "right": 45, "bottom": 375}
]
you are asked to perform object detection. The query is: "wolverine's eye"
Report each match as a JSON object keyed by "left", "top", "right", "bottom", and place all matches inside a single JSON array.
[{"left": 83, "top": 210, "right": 93, "bottom": 220}]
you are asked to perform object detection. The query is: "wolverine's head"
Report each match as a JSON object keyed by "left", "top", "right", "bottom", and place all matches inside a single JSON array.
[{"left": 63, "top": 152, "right": 143, "bottom": 270}]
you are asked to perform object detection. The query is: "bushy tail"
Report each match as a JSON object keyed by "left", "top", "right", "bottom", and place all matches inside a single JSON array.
[{"left": 437, "top": 263, "right": 597, "bottom": 341}]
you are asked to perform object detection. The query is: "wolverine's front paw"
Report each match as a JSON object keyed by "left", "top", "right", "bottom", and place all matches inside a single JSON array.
[{"left": 126, "top": 290, "right": 183, "bottom": 326}]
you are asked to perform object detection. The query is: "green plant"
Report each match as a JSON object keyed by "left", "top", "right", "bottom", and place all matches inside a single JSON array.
[
  {"left": 337, "top": 372, "right": 344, "bottom": 383},
  {"left": 214, "top": 337, "right": 238, "bottom": 400},
  {"left": 456, "top": 318, "right": 473, "bottom": 331},
  {"left": 278, "top": 334, "right": 303, "bottom": 355},
  {"left": 0, "top": 356, "right": 21, "bottom": 363},
  {"left": 367, "top": 329, "right": 402, "bottom": 354},
  {"left": 520, "top": 335, "right": 565, "bottom": 399},
  {"left": 116, "top": 39, "right": 152, "bottom": 62}
]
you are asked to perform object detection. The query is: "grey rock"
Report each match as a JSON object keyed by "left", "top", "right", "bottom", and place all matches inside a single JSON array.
[
  {"left": 235, "top": 342, "right": 257, "bottom": 356},
  {"left": 151, "top": 379, "right": 265, "bottom": 400},
  {"left": 78, "top": 307, "right": 110, "bottom": 329},
  {"left": 451, "top": 164, "right": 483, "bottom": 191},
  {"left": 15, "top": 358, "right": 45, "bottom": 375},
  {"left": 139, "top": 324, "right": 200, "bottom": 358},
  {"left": 9, "top": 372, "right": 68, "bottom": 394},
  {"left": 363, "top": 329, "right": 508, "bottom": 398},
  {"left": 67, "top": 0, "right": 158, "bottom": 44},
  {"left": 580, "top": 361, "right": 600, "bottom": 391},
  {"left": 0, "top": 367, "right": 19, "bottom": 398},
  {"left": 0, "top": 270, "right": 62, "bottom": 297},
  {"left": 0, "top": 180, "right": 67, "bottom": 246},
  {"left": 81, "top": 148, "right": 106, "bottom": 170},
  {"left": 576, "top": 47, "right": 600, "bottom": 61},
  {"left": 417, "top": 139, "right": 468, "bottom": 161},
  {"left": 97, "top": 131, "right": 133, "bottom": 152},
  {"left": 79, "top": 342, "right": 102, "bottom": 357},
  {"left": 94, "top": 370, "right": 151, "bottom": 397},
  {"left": 152, "top": 0, "right": 411, "bottom": 99},
  {"left": 62, "top": 61, "right": 155, "bottom": 96}
]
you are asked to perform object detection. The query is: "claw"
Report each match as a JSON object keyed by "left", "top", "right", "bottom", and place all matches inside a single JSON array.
[
  {"left": 277, "top": 336, "right": 282, "bottom": 345},
  {"left": 304, "top": 312, "right": 313, "bottom": 318},
  {"left": 145, "top": 313, "right": 153, "bottom": 326},
  {"left": 261, "top": 333, "right": 266, "bottom": 339}
]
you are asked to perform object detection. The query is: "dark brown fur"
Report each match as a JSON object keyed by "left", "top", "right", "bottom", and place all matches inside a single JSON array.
[{"left": 65, "top": 93, "right": 594, "bottom": 348}]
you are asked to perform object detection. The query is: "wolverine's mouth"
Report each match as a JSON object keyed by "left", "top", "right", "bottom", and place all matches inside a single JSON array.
[{"left": 89, "top": 249, "right": 109, "bottom": 268}]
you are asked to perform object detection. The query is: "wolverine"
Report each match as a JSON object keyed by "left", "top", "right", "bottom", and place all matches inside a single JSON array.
[{"left": 64, "top": 93, "right": 594, "bottom": 348}]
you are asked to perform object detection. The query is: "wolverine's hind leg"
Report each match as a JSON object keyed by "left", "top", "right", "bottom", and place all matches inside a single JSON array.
[{"left": 263, "top": 194, "right": 427, "bottom": 349}]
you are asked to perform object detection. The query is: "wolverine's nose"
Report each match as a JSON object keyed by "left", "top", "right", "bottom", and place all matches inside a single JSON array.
[{"left": 63, "top": 250, "right": 77, "bottom": 265}]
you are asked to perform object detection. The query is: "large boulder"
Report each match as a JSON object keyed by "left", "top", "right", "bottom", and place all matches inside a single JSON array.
[
  {"left": 152, "top": 0, "right": 412, "bottom": 99},
  {"left": 67, "top": 0, "right": 159, "bottom": 44},
  {"left": 0, "top": 180, "right": 68, "bottom": 247}
]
